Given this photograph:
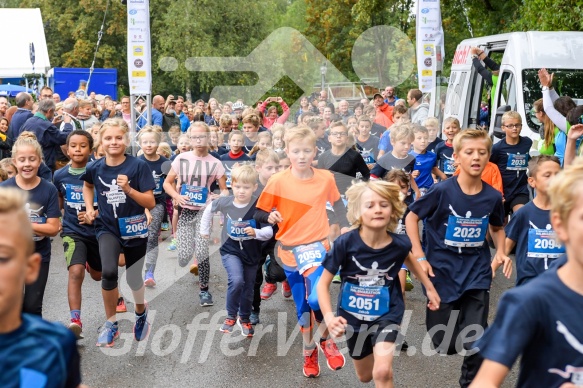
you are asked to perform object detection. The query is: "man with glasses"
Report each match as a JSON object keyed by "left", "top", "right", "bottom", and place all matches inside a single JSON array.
[
  {"left": 40, "top": 86, "right": 53, "bottom": 100},
  {"left": 117, "top": 96, "right": 133, "bottom": 126}
]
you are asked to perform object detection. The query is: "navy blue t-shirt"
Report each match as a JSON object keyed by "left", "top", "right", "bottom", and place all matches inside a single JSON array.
[
  {"left": 0, "top": 314, "right": 81, "bottom": 388},
  {"left": 490, "top": 136, "right": 532, "bottom": 200},
  {"left": 322, "top": 229, "right": 412, "bottom": 329},
  {"left": 0, "top": 177, "right": 60, "bottom": 263},
  {"left": 477, "top": 268, "right": 583, "bottom": 387},
  {"left": 80, "top": 155, "right": 156, "bottom": 247},
  {"left": 53, "top": 167, "right": 97, "bottom": 238},
  {"left": 410, "top": 150, "right": 437, "bottom": 189},
  {"left": 505, "top": 201, "right": 564, "bottom": 286},
  {"left": 427, "top": 137, "right": 444, "bottom": 154},
  {"left": 408, "top": 176, "right": 504, "bottom": 303},
  {"left": 434, "top": 141, "right": 455, "bottom": 176},
  {"left": 220, "top": 152, "right": 252, "bottom": 188},
  {"left": 138, "top": 154, "right": 170, "bottom": 204},
  {"left": 370, "top": 153, "right": 416, "bottom": 180}
]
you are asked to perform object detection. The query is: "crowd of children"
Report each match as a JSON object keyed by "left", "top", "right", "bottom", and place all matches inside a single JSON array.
[{"left": 2, "top": 89, "right": 583, "bottom": 388}]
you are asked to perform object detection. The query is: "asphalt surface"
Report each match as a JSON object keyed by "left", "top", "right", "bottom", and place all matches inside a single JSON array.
[{"left": 42, "top": 225, "right": 519, "bottom": 387}]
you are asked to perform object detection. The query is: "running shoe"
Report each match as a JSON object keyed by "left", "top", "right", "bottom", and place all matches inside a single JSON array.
[
  {"left": 116, "top": 296, "right": 127, "bottom": 313},
  {"left": 69, "top": 318, "right": 83, "bottom": 340},
  {"left": 133, "top": 308, "right": 150, "bottom": 342},
  {"left": 190, "top": 263, "right": 199, "bottom": 276},
  {"left": 220, "top": 317, "right": 236, "bottom": 333},
  {"left": 161, "top": 222, "right": 169, "bottom": 231},
  {"left": 281, "top": 280, "right": 292, "bottom": 298},
  {"left": 260, "top": 282, "right": 277, "bottom": 300},
  {"left": 96, "top": 321, "right": 119, "bottom": 347},
  {"left": 318, "top": 338, "right": 345, "bottom": 371},
  {"left": 303, "top": 348, "right": 320, "bottom": 378},
  {"left": 250, "top": 311, "right": 260, "bottom": 325},
  {"left": 405, "top": 271, "right": 414, "bottom": 291},
  {"left": 238, "top": 318, "right": 255, "bottom": 337},
  {"left": 144, "top": 270, "right": 156, "bottom": 288},
  {"left": 167, "top": 238, "right": 177, "bottom": 251},
  {"left": 332, "top": 275, "right": 342, "bottom": 284},
  {"left": 199, "top": 290, "right": 214, "bottom": 306}
]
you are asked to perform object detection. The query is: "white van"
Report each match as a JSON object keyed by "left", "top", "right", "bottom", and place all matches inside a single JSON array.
[{"left": 444, "top": 31, "right": 583, "bottom": 149}]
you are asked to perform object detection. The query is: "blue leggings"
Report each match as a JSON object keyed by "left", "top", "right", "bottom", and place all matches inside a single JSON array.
[{"left": 283, "top": 265, "right": 324, "bottom": 329}]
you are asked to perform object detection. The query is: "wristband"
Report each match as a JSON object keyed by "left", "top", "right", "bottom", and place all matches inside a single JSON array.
[
  {"left": 417, "top": 257, "right": 427, "bottom": 262},
  {"left": 127, "top": 187, "right": 133, "bottom": 195}
]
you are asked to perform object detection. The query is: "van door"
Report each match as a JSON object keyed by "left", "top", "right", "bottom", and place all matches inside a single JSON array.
[{"left": 491, "top": 67, "right": 517, "bottom": 138}]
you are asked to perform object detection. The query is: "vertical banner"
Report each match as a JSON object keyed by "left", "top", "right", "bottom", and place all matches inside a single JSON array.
[
  {"left": 416, "top": 0, "right": 445, "bottom": 93},
  {"left": 127, "top": 0, "right": 151, "bottom": 95}
]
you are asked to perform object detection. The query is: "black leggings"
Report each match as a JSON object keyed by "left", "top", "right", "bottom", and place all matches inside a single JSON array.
[
  {"left": 98, "top": 233, "right": 147, "bottom": 292},
  {"left": 23, "top": 261, "right": 50, "bottom": 317}
]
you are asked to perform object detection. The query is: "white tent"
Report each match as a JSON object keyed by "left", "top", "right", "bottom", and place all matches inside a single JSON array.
[{"left": 0, "top": 8, "right": 50, "bottom": 78}]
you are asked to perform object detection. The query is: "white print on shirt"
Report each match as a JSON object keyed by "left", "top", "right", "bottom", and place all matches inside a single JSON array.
[
  {"left": 548, "top": 321, "right": 583, "bottom": 383},
  {"left": 99, "top": 177, "right": 126, "bottom": 218},
  {"left": 350, "top": 256, "right": 395, "bottom": 286},
  {"left": 25, "top": 203, "right": 44, "bottom": 217},
  {"left": 152, "top": 170, "right": 163, "bottom": 180},
  {"left": 317, "top": 146, "right": 325, "bottom": 156},
  {"left": 529, "top": 221, "right": 552, "bottom": 230},
  {"left": 448, "top": 204, "right": 489, "bottom": 220},
  {"left": 360, "top": 147, "right": 374, "bottom": 155}
]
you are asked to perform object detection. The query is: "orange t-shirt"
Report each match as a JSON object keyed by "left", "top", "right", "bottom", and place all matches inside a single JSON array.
[
  {"left": 454, "top": 161, "right": 504, "bottom": 196},
  {"left": 256, "top": 167, "right": 340, "bottom": 267}
]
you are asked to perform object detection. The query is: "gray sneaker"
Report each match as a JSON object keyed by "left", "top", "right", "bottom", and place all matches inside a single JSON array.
[
  {"left": 250, "top": 311, "right": 260, "bottom": 325},
  {"left": 199, "top": 291, "right": 214, "bottom": 307}
]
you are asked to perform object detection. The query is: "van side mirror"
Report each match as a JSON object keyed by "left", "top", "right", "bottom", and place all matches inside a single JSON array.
[{"left": 493, "top": 105, "right": 511, "bottom": 139}]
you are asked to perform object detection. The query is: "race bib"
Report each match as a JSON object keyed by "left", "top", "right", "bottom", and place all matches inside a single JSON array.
[
  {"left": 180, "top": 185, "right": 208, "bottom": 207},
  {"left": 227, "top": 219, "right": 257, "bottom": 241},
  {"left": 118, "top": 214, "right": 148, "bottom": 240},
  {"left": 507, "top": 153, "right": 528, "bottom": 171},
  {"left": 154, "top": 177, "right": 164, "bottom": 195},
  {"left": 527, "top": 229, "right": 564, "bottom": 258},
  {"left": 292, "top": 241, "right": 326, "bottom": 274},
  {"left": 30, "top": 216, "right": 47, "bottom": 242},
  {"left": 362, "top": 153, "right": 375, "bottom": 164},
  {"left": 396, "top": 219, "right": 406, "bottom": 235},
  {"left": 443, "top": 159, "right": 455, "bottom": 175},
  {"left": 340, "top": 282, "right": 389, "bottom": 321},
  {"left": 226, "top": 171, "right": 232, "bottom": 188},
  {"left": 444, "top": 215, "right": 488, "bottom": 248},
  {"left": 65, "top": 184, "right": 84, "bottom": 209}
]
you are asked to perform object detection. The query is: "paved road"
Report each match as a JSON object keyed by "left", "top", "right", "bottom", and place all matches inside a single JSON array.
[{"left": 42, "top": 228, "right": 519, "bottom": 387}]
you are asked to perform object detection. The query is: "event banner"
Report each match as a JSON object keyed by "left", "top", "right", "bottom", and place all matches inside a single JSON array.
[
  {"left": 127, "top": 0, "right": 151, "bottom": 95},
  {"left": 416, "top": 0, "right": 445, "bottom": 92}
]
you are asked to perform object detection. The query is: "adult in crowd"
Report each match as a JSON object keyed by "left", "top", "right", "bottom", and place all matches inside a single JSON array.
[
  {"left": 337, "top": 100, "right": 352, "bottom": 122},
  {"left": 408, "top": 88, "right": 429, "bottom": 125},
  {"left": 162, "top": 97, "right": 181, "bottom": 132},
  {"left": 77, "top": 100, "right": 99, "bottom": 131},
  {"left": 137, "top": 95, "right": 164, "bottom": 129},
  {"left": 372, "top": 93, "right": 393, "bottom": 128},
  {"left": 176, "top": 96, "right": 190, "bottom": 132},
  {"left": 8, "top": 92, "right": 33, "bottom": 142},
  {"left": 384, "top": 85, "right": 399, "bottom": 106},
  {"left": 18, "top": 99, "right": 73, "bottom": 171},
  {"left": 0, "top": 96, "right": 8, "bottom": 119},
  {"left": 257, "top": 97, "right": 290, "bottom": 129},
  {"left": 294, "top": 96, "right": 312, "bottom": 124},
  {"left": 39, "top": 86, "right": 53, "bottom": 100},
  {"left": 116, "top": 96, "right": 134, "bottom": 127},
  {"left": 52, "top": 93, "right": 61, "bottom": 103}
]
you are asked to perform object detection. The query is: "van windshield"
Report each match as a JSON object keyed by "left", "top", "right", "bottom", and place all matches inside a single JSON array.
[{"left": 523, "top": 68, "right": 583, "bottom": 131}]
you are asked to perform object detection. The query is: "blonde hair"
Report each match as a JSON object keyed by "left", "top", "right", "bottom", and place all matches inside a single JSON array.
[
  {"left": 188, "top": 121, "right": 210, "bottom": 134},
  {"left": 249, "top": 131, "right": 272, "bottom": 156},
  {"left": 228, "top": 129, "right": 244, "bottom": 141},
  {"left": 99, "top": 117, "right": 128, "bottom": 137},
  {"left": 242, "top": 113, "right": 261, "bottom": 128},
  {"left": 412, "top": 124, "right": 428, "bottom": 135},
  {"left": 548, "top": 158, "right": 583, "bottom": 227},
  {"left": 423, "top": 117, "right": 439, "bottom": 129},
  {"left": 284, "top": 125, "right": 317, "bottom": 147},
  {"left": 255, "top": 149, "right": 279, "bottom": 167},
  {"left": 138, "top": 125, "right": 163, "bottom": 144},
  {"left": 0, "top": 167, "right": 7, "bottom": 182},
  {"left": 0, "top": 187, "right": 34, "bottom": 254},
  {"left": 13, "top": 131, "right": 43, "bottom": 160},
  {"left": 271, "top": 127, "right": 285, "bottom": 149},
  {"left": 270, "top": 123, "right": 285, "bottom": 133},
  {"left": 443, "top": 116, "right": 461, "bottom": 129},
  {"left": 305, "top": 116, "right": 324, "bottom": 131},
  {"left": 0, "top": 158, "right": 16, "bottom": 173},
  {"left": 157, "top": 142, "right": 172, "bottom": 159},
  {"left": 390, "top": 123, "right": 415, "bottom": 142},
  {"left": 219, "top": 114, "right": 232, "bottom": 129},
  {"left": 452, "top": 129, "right": 493, "bottom": 154},
  {"left": 357, "top": 116, "right": 373, "bottom": 126},
  {"left": 502, "top": 110, "right": 522, "bottom": 124},
  {"left": 231, "top": 163, "right": 258, "bottom": 185},
  {"left": 346, "top": 181, "right": 406, "bottom": 233}
]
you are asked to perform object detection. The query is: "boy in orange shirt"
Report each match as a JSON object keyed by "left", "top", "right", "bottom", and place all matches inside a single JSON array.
[{"left": 255, "top": 126, "right": 349, "bottom": 378}]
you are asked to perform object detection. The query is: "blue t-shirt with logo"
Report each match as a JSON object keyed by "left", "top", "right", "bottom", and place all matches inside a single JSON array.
[
  {"left": 408, "top": 176, "right": 504, "bottom": 303},
  {"left": 0, "top": 177, "right": 60, "bottom": 263},
  {"left": 53, "top": 167, "right": 97, "bottom": 238},
  {"left": 138, "top": 154, "right": 170, "bottom": 204},
  {"left": 0, "top": 313, "right": 81, "bottom": 388},
  {"left": 410, "top": 150, "right": 437, "bottom": 190},
  {"left": 505, "top": 201, "right": 564, "bottom": 286},
  {"left": 322, "top": 229, "right": 412, "bottom": 329},
  {"left": 80, "top": 155, "right": 156, "bottom": 247},
  {"left": 490, "top": 136, "right": 532, "bottom": 200},
  {"left": 477, "top": 267, "right": 583, "bottom": 387},
  {"left": 427, "top": 137, "right": 444, "bottom": 154}
]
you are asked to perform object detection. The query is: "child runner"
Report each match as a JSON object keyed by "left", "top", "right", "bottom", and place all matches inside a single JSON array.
[
  {"left": 405, "top": 129, "right": 512, "bottom": 387},
  {"left": 306, "top": 116, "right": 331, "bottom": 160},
  {"left": 0, "top": 157, "right": 17, "bottom": 179},
  {"left": 489, "top": 111, "right": 532, "bottom": 217},
  {"left": 0, "top": 187, "right": 82, "bottom": 387},
  {"left": 433, "top": 117, "right": 461, "bottom": 181},
  {"left": 255, "top": 126, "right": 348, "bottom": 378},
  {"left": 410, "top": 125, "right": 437, "bottom": 196},
  {"left": 81, "top": 118, "right": 156, "bottom": 347},
  {"left": 220, "top": 130, "right": 251, "bottom": 190},
  {"left": 241, "top": 113, "right": 263, "bottom": 154},
  {"left": 356, "top": 116, "right": 380, "bottom": 170},
  {"left": 378, "top": 104, "right": 409, "bottom": 158},
  {"left": 277, "top": 151, "right": 291, "bottom": 171},
  {"left": 424, "top": 117, "right": 443, "bottom": 153},
  {"left": 498, "top": 155, "right": 562, "bottom": 285},
  {"left": 53, "top": 130, "right": 102, "bottom": 339},
  {"left": 138, "top": 126, "right": 170, "bottom": 287},
  {"left": 248, "top": 131, "right": 272, "bottom": 160},
  {"left": 200, "top": 164, "right": 273, "bottom": 336},
  {"left": 0, "top": 133, "right": 60, "bottom": 317},
  {"left": 167, "top": 125, "right": 181, "bottom": 152},
  {"left": 271, "top": 125, "right": 285, "bottom": 153},
  {"left": 173, "top": 133, "right": 192, "bottom": 160},
  {"left": 471, "top": 159, "right": 583, "bottom": 387},
  {"left": 318, "top": 180, "right": 440, "bottom": 387},
  {"left": 163, "top": 121, "right": 228, "bottom": 306}
]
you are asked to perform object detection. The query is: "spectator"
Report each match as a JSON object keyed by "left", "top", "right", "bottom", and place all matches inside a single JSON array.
[
  {"left": 372, "top": 93, "right": 394, "bottom": 128},
  {"left": 294, "top": 96, "right": 312, "bottom": 124},
  {"left": 39, "top": 86, "right": 53, "bottom": 100},
  {"left": 470, "top": 47, "right": 500, "bottom": 105},
  {"left": 52, "top": 93, "right": 61, "bottom": 103},
  {"left": 162, "top": 97, "right": 181, "bottom": 133},
  {"left": 116, "top": 96, "right": 134, "bottom": 127},
  {"left": 337, "top": 100, "right": 352, "bottom": 122},
  {"left": 384, "top": 85, "right": 399, "bottom": 106},
  {"left": 8, "top": 92, "right": 33, "bottom": 142},
  {"left": 479, "top": 101, "right": 490, "bottom": 128},
  {"left": 353, "top": 102, "right": 364, "bottom": 120},
  {"left": 407, "top": 89, "right": 429, "bottom": 125},
  {"left": 0, "top": 96, "right": 8, "bottom": 119},
  {"left": 77, "top": 100, "right": 100, "bottom": 131},
  {"left": 137, "top": 95, "right": 164, "bottom": 129},
  {"left": 257, "top": 97, "right": 290, "bottom": 129},
  {"left": 176, "top": 96, "right": 190, "bottom": 132}
]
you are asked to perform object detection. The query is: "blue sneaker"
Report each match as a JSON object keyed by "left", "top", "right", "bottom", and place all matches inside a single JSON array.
[
  {"left": 167, "top": 238, "right": 177, "bottom": 251},
  {"left": 96, "top": 321, "right": 119, "bottom": 347},
  {"left": 134, "top": 308, "right": 150, "bottom": 341},
  {"left": 199, "top": 290, "right": 214, "bottom": 306},
  {"left": 144, "top": 271, "right": 156, "bottom": 288},
  {"left": 161, "top": 222, "right": 169, "bottom": 231},
  {"left": 250, "top": 311, "right": 260, "bottom": 325}
]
